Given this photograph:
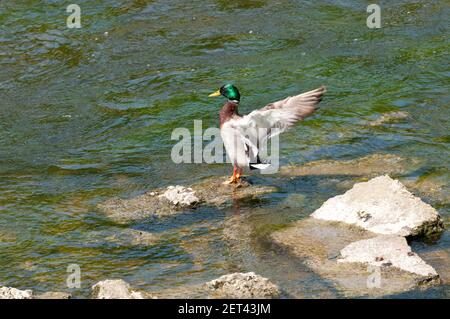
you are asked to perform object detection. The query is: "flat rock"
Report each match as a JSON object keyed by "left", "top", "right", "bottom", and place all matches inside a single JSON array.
[
  {"left": 204, "top": 272, "right": 280, "bottom": 299},
  {"left": 92, "top": 279, "right": 144, "bottom": 299},
  {"left": 271, "top": 218, "right": 440, "bottom": 297},
  {"left": 338, "top": 236, "right": 438, "bottom": 277},
  {"left": 0, "top": 286, "right": 33, "bottom": 299},
  {"left": 35, "top": 291, "right": 71, "bottom": 299},
  {"left": 279, "top": 154, "right": 417, "bottom": 177},
  {"left": 311, "top": 175, "right": 444, "bottom": 237},
  {"left": 194, "top": 176, "right": 276, "bottom": 206},
  {"left": 98, "top": 176, "right": 276, "bottom": 223}
]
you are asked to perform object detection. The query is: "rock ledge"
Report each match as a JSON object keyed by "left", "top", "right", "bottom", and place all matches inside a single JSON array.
[
  {"left": 338, "top": 235, "right": 438, "bottom": 278},
  {"left": 311, "top": 175, "right": 444, "bottom": 237}
]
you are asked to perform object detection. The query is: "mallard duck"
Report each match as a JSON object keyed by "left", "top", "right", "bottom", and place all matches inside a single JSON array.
[{"left": 209, "top": 84, "right": 326, "bottom": 183}]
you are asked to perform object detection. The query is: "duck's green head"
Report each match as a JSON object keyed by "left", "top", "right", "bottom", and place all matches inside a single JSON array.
[{"left": 209, "top": 84, "right": 240, "bottom": 102}]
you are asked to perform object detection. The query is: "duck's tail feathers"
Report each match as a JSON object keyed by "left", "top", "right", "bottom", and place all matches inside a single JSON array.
[
  {"left": 249, "top": 154, "right": 270, "bottom": 170},
  {"left": 249, "top": 163, "right": 271, "bottom": 170}
]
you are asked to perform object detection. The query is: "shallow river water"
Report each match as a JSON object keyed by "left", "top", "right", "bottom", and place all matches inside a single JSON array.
[{"left": 0, "top": 1, "right": 449, "bottom": 298}]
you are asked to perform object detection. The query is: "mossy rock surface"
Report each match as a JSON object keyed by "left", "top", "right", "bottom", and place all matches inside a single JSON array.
[{"left": 98, "top": 176, "right": 277, "bottom": 223}]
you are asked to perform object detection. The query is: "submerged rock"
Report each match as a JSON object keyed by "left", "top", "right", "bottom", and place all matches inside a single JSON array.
[
  {"left": 420, "top": 249, "right": 450, "bottom": 285},
  {"left": 338, "top": 236, "right": 438, "bottom": 278},
  {"left": 402, "top": 173, "right": 450, "bottom": 206},
  {"left": 105, "top": 229, "right": 160, "bottom": 246},
  {"left": 98, "top": 187, "right": 197, "bottom": 223},
  {"left": 86, "top": 228, "right": 160, "bottom": 247},
  {"left": 311, "top": 175, "right": 444, "bottom": 237},
  {"left": 99, "top": 177, "right": 276, "bottom": 223},
  {"left": 368, "top": 111, "right": 409, "bottom": 126},
  {"left": 279, "top": 154, "right": 417, "bottom": 178},
  {"left": 92, "top": 279, "right": 144, "bottom": 299},
  {"left": 193, "top": 176, "right": 276, "bottom": 206},
  {"left": 204, "top": 272, "right": 280, "bottom": 299},
  {"left": 271, "top": 218, "right": 439, "bottom": 297},
  {"left": 0, "top": 286, "right": 33, "bottom": 299},
  {"left": 222, "top": 213, "right": 254, "bottom": 248}
]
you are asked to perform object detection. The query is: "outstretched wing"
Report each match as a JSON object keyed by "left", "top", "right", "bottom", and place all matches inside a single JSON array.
[
  {"left": 246, "top": 85, "right": 326, "bottom": 134},
  {"left": 235, "top": 86, "right": 326, "bottom": 142}
]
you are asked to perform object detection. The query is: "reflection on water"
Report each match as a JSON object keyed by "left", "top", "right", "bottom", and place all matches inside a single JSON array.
[{"left": 0, "top": 1, "right": 448, "bottom": 298}]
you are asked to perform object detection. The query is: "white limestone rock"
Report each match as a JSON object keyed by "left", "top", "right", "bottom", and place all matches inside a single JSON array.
[
  {"left": 92, "top": 279, "right": 144, "bottom": 299},
  {"left": 0, "top": 286, "right": 33, "bottom": 299},
  {"left": 338, "top": 235, "right": 438, "bottom": 277},
  {"left": 270, "top": 218, "right": 441, "bottom": 297},
  {"left": 311, "top": 175, "right": 444, "bottom": 237},
  {"left": 204, "top": 272, "right": 280, "bottom": 299},
  {"left": 159, "top": 185, "right": 199, "bottom": 207}
]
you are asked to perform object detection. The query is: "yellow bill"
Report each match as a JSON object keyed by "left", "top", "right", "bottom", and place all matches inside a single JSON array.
[{"left": 208, "top": 90, "right": 221, "bottom": 97}]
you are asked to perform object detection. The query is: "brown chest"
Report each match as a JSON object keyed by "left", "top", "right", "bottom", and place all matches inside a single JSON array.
[{"left": 219, "top": 101, "right": 240, "bottom": 127}]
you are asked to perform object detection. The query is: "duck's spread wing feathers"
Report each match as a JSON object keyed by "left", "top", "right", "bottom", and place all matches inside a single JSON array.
[{"left": 236, "top": 86, "right": 326, "bottom": 139}]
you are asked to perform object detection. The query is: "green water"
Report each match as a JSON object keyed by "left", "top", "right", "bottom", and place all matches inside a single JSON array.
[{"left": 0, "top": 1, "right": 449, "bottom": 298}]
